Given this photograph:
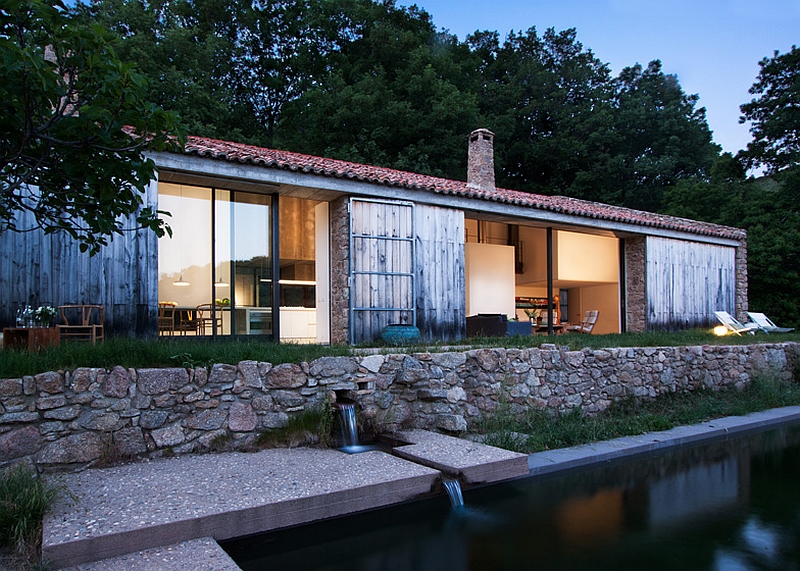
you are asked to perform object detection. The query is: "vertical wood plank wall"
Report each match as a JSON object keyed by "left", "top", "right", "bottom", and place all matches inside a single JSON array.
[
  {"left": 350, "top": 199, "right": 414, "bottom": 344},
  {"left": 414, "top": 204, "right": 465, "bottom": 341},
  {"left": 0, "top": 182, "right": 159, "bottom": 335},
  {"left": 646, "top": 236, "right": 736, "bottom": 330}
]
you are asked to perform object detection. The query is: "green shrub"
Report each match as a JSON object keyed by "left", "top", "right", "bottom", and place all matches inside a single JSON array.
[
  {"left": 475, "top": 374, "right": 800, "bottom": 454},
  {"left": 255, "top": 401, "right": 336, "bottom": 449},
  {"left": 0, "top": 464, "right": 58, "bottom": 558}
]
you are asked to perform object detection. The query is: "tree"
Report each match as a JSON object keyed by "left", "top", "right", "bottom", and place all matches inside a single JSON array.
[
  {"left": 0, "top": 0, "right": 185, "bottom": 254},
  {"left": 77, "top": 0, "right": 355, "bottom": 147},
  {"left": 740, "top": 45, "right": 800, "bottom": 173},
  {"left": 662, "top": 153, "right": 747, "bottom": 224},
  {"left": 469, "top": 27, "right": 617, "bottom": 201},
  {"left": 738, "top": 46, "right": 800, "bottom": 327},
  {"left": 276, "top": 0, "right": 479, "bottom": 179},
  {"left": 612, "top": 60, "right": 719, "bottom": 212},
  {"left": 73, "top": 0, "right": 248, "bottom": 143}
]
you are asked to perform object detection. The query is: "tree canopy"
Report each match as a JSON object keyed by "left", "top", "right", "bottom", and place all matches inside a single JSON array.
[
  {"left": 40, "top": 0, "right": 800, "bottom": 325},
  {"left": 77, "top": 0, "right": 718, "bottom": 211},
  {"left": 0, "top": 0, "right": 185, "bottom": 254},
  {"left": 737, "top": 46, "right": 800, "bottom": 326}
]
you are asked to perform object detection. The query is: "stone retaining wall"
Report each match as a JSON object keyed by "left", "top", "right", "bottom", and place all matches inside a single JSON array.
[{"left": 2, "top": 342, "right": 798, "bottom": 472}]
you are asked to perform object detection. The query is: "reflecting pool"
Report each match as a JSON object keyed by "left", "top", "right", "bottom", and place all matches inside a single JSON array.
[{"left": 224, "top": 423, "right": 800, "bottom": 571}]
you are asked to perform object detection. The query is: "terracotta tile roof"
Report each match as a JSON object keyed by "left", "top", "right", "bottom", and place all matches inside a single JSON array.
[{"left": 182, "top": 135, "right": 745, "bottom": 241}]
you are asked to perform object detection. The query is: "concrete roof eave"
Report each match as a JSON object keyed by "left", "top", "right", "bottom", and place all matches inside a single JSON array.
[{"left": 150, "top": 151, "right": 744, "bottom": 248}]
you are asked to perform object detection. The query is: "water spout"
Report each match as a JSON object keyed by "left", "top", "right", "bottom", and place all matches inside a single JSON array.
[
  {"left": 338, "top": 403, "right": 359, "bottom": 449},
  {"left": 443, "top": 479, "right": 464, "bottom": 509}
]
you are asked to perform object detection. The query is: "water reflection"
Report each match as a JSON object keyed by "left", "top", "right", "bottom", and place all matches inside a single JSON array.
[{"left": 226, "top": 425, "right": 800, "bottom": 571}]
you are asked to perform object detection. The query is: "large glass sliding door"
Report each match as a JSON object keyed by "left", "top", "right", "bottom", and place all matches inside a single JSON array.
[
  {"left": 158, "top": 183, "right": 273, "bottom": 338},
  {"left": 158, "top": 183, "right": 215, "bottom": 335},
  {"left": 158, "top": 183, "right": 325, "bottom": 340},
  {"left": 228, "top": 192, "right": 273, "bottom": 336}
]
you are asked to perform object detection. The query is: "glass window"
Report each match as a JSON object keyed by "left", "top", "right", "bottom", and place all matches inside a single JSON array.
[{"left": 157, "top": 183, "right": 322, "bottom": 340}]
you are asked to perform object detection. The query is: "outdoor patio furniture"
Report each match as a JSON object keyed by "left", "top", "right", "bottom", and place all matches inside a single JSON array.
[
  {"left": 57, "top": 304, "right": 105, "bottom": 344},
  {"left": 714, "top": 311, "right": 758, "bottom": 335},
  {"left": 746, "top": 312, "right": 795, "bottom": 334},
  {"left": 566, "top": 310, "right": 599, "bottom": 334}
]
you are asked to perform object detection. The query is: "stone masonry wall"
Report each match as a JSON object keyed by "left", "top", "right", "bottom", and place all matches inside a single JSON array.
[
  {"left": 329, "top": 195, "right": 350, "bottom": 344},
  {"left": 736, "top": 237, "right": 749, "bottom": 322},
  {"left": 1, "top": 342, "right": 797, "bottom": 472},
  {"left": 624, "top": 236, "right": 646, "bottom": 332}
]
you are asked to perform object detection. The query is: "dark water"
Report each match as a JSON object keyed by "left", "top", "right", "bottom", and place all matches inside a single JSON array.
[{"left": 225, "top": 424, "right": 800, "bottom": 571}]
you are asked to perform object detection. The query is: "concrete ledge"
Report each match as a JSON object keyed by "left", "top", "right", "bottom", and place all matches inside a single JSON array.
[
  {"left": 60, "top": 538, "right": 240, "bottom": 571},
  {"left": 43, "top": 448, "right": 439, "bottom": 569},
  {"left": 392, "top": 429, "right": 529, "bottom": 485},
  {"left": 528, "top": 405, "right": 800, "bottom": 476}
]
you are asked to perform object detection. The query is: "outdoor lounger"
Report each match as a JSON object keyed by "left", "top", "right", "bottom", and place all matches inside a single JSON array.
[
  {"left": 714, "top": 311, "right": 758, "bottom": 335},
  {"left": 746, "top": 312, "right": 795, "bottom": 334}
]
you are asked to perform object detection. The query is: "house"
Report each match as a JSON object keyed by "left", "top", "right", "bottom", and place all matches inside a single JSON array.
[{"left": 0, "top": 129, "right": 747, "bottom": 343}]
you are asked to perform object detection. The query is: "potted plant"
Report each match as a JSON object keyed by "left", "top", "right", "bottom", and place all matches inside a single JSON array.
[
  {"left": 524, "top": 308, "right": 539, "bottom": 324},
  {"left": 34, "top": 305, "right": 58, "bottom": 327}
]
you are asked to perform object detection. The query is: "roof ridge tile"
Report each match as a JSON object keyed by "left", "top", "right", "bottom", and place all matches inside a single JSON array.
[{"left": 181, "top": 135, "right": 745, "bottom": 241}]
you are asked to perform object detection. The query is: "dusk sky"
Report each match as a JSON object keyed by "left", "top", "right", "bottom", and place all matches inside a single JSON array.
[{"left": 404, "top": 0, "right": 800, "bottom": 156}]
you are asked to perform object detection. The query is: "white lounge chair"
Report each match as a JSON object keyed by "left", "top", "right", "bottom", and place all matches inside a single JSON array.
[
  {"left": 566, "top": 310, "right": 599, "bottom": 334},
  {"left": 746, "top": 312, "right": 795, "bottom": 334},
  {"left": 714, "top": 311, "right": 758, "bottom": 336}
]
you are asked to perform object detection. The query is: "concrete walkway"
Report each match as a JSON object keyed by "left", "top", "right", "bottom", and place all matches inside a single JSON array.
[
  {"left": 45, "top": 406, "right": 800, "bottom": 571},
  {"left": 44, "top": 430, "right": 527, "bottom": 570}
]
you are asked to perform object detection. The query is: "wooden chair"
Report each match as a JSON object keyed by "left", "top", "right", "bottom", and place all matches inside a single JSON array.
[
  {"left": 566, "top": 310, "right": 599, "bottom": 334},
  {"left": 157, "top": 302, "right": 177, "bottom": 336},
  {"left": 195, "top": 303, "right": 222, "bottom": 335},
  {"left": 57, "top": 305, "right": 105, "bottom": 344}
]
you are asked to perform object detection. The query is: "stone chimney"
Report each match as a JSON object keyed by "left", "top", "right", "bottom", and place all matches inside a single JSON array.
[{"left": 467, "top": 128, "right": 496, "bottom": 190}]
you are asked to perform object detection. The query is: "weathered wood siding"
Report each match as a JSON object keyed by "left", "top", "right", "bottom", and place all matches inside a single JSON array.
[
  {"left": 349, "top": 199, "right": 415, "bottom": 344},
  {"left": 414, "top": 204, "right": 465, "bottom": 341},
  {"left": 0, "top": 182, "right": 159, "bottom": 336},
  {"left": 646, "top": 236, "right": 736, "bottom": 330}
]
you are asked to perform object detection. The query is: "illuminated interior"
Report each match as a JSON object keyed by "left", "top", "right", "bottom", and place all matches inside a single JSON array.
[
  {"left": 465, "top": 219, "right": 621, "bottom": 333},
  {"left": 157, "top": 183, "right": 323, "bottom": 341}
]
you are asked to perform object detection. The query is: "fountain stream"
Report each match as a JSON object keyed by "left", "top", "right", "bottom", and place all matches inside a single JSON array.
[
  {"left": 337, "top": 403, "right": 359, "bottom": 449},
  {"left": 442, "top": 479, "right": 464, "bottom": 509}
]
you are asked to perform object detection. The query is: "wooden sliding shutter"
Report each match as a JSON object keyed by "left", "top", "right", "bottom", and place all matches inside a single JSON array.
[{"left": 349, "top": 198, "right": 415, "bottom": 344}]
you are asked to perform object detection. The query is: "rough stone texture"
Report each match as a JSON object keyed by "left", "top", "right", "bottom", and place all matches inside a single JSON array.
[
  {"left": 625, "top": 236, "right": 646, "bottom": 332},
  {"left": 228, "top": 402, "right": 257, "bottom": 432},
  {"left": 138, "top": 368, "right": 189, "bottom": 395},
  {"left": 329, "top": 195, "right": 350, "bottom": 345},
  {"left": 264, "top": 363, "right": 306, "bottom": 389},
  {"left": 0, "top": 378, "right": 22, "bottom": 397},
  {"left": 37, "top": 433, "right": 102, "bottom": 465},
  {"left": 736, "top": 237, "right": 749, "bottom": 321},
  {"left": 466, "top": 128, "right": 496, "bottom": 190},
  {"left": 0, "top": 425, "right": 41, "bottom": 461},
  {"left": 102, "top": 366, "right": 131, "bottom": 398},
  {"left": 2, "top": 342, "right": 798, "bottom": 472},
  {"left": 113, "top": 427, "right": 147, "bottom": 457}
]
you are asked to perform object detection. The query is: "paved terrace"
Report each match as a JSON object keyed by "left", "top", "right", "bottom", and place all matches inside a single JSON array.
[
  {"left": 44, "top": 430, "right": 527, "bottom": 570},
  {"left": 44, "top": 407, "right": 800, "bottom": 571}
]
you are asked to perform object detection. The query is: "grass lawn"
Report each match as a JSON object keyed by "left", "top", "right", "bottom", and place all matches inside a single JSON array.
[{"left": 0, "top": 329, "right": 797, "bottom": 378}]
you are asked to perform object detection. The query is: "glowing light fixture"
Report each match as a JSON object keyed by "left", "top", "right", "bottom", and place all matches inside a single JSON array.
[
  {"left": 713, "top": 325, "right": 729, "bottom": 336},
  {"left": 214, "top": 279, "right": 229, "bottom": 288},
  {"left": 173, "top": 274, "right": 190, "bottom": 286}
]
